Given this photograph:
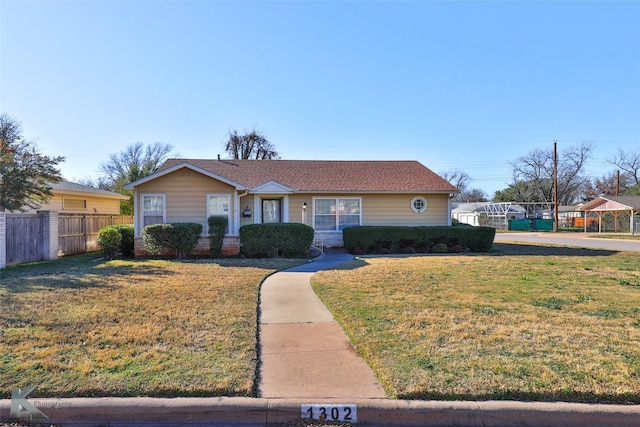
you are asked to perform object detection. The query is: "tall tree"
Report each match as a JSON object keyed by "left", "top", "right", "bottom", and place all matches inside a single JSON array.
[
  {"left": 441, "top": 169, "right": 487, "bottom": 202},
  {"left": 456, "top": 188, "right": 488, "bottom": 203},
  {"left": 608, "top": 149, "right": 640, "bottom": 186},
  {"left": 99, "top": 142, "right": 175, "bottom": 214},
  {"left": 583, "top": 172, "right": 631, "bottom": 199},
  {"left": 494, "top": 180, "right": 545, "bottom": 203},
  {"left": 224, "top": 129, "right": 279, "bottom": 160},
  {"left": 0, "top": 113, "right": 64, "bottom": 212},
  {"left": 440, "top": 169, "right": 471, "bottom": 193},
  {"left": 509, "top": 142, "right": 593, "bottom": 205}
]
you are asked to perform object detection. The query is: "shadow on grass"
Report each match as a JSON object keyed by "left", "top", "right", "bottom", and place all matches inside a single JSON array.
[
  {"left": 399, "top": 390, "right": 640, "bottom": 405},
  {"left": 0, "top": 253, "right": 176, "bottom": 294},
  {"left": 490, "top": 243, "right": 619, "bottom": 257}
]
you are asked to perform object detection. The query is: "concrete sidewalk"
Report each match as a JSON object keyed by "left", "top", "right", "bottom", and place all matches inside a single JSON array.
[{"left": 258, "top": 249, "right": 386, "bottom": 399}]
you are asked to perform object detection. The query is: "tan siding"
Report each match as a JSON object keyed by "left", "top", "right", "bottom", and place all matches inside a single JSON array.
[
  {"left": 20, "top": 194, "right": 122, "bottom": 215},
  {"left": 307, "top": 193, "right": 449, "bottom": 227},
  {"left": 137, "top": 168, "right": 236, "bottom": 234},
  {"left": 239, "top": 194, "right": 256, "bottom": 228},
  {"left": 288, "top": 194, "right": 312, "bottom": 226},
  {"left": 362, "top": 194, "right": 450, "bottom": 226}
]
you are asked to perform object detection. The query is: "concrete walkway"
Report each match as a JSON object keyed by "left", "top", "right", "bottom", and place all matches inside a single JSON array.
[{"left": 258, "top": 249, "right": 387, "bottom": 399}]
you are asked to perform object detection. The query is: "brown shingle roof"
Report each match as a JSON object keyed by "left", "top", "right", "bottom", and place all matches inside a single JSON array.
[{"left": 158, "top": 159, "right": 458, "bottom": 193}]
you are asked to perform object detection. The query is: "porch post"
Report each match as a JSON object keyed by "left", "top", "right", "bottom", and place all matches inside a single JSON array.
[
  {"left": 234, "top": 191, "right": 241, "bottom": 235},
  {"left": 132, "top": 190, "right": 140, "bottom": 237}
]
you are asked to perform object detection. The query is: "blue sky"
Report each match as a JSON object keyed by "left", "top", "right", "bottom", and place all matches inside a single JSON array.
[{"left": 1, "top": 1, "right": 639, "bottom": 197}]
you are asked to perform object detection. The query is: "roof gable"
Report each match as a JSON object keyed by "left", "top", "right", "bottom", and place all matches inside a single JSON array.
[
  {"left": 251, "top": 180, "right": 295, "bottom": 194},
  {"left": 581, "top": 196, "right": 640, "bottom": 211},
  {"left": 139, "top": 159, "right": 458, "bottom": 193},
  {"left": 123, "top": 162, "right": 247, "bottom": 191}
]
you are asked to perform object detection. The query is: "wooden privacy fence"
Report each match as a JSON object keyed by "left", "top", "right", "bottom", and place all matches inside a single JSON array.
[
  {"left": 5, "top": 213, "right": 44, "bottom": 266},
  {"left": 1, "top": 211, "right": 133, "bottom": 268},
  {"left": 58, "top": 214, "right": 133, "bottom": 256}
]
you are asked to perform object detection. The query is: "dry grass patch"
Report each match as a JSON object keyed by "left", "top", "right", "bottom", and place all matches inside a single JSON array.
[
  {"left": 312, "top": 248, "right": 640, "bottom": 403},
  {"left": 1, "top": 254, "right": 301, "bottom": 398}
]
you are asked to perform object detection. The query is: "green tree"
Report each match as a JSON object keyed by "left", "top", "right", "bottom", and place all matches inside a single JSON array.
[
  {"left": 224, "top": 129, "right": 279, "bottom": 160},
  {"left": 493, "top": 179, "right": 546, "bottom": 203},
  {"left": 0, "top": 113, "right": 64, "bottom": 212},
  {"left": 99, "top": 142, "right": 175, "bottom": 214}
]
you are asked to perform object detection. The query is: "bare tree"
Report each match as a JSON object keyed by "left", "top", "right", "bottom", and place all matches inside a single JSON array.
[
  {"left": 510, "top": 142, "right": 593, "bottom": 205},
  {"left": 99, "top": 142, "right": 176, "bottom": 214},
  {"left": 224, "top": 129, "right": 279, "bottom": 160},
  {"left": 0, "top": 113, "right": 64, "bottom": 212},
  {"left": 457, "top": 188, "right": 488, "bottom": 203},
  {"left": 440, "top": 169, "right": 471, "bottom": 193},
  {"left": 608, "top": 149, "right": 640, "bottom": 185},
  {"left": 440, "top": 169, "right": 487, "bottom": 202},
  {"left": 583, "top": 172, "right": 631, "bottom": 199}
]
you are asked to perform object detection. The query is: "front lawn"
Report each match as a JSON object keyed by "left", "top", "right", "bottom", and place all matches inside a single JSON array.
[
  {"left": 0, "top": 254, "right": 301, "bottom": 398},
  {"left": 312, "top": 244, "right": 640, "bottom": 403}
]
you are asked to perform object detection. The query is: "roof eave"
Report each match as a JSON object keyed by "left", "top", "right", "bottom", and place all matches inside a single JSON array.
[{"left": 54, "top": 189, "right": 130, "bottom": 200}]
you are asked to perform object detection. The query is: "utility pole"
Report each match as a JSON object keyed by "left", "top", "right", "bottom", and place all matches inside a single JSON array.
[
  {"left": 616, "top": 170, "right": 620, "bottom": 196},
  {"left": 553, "top": 141, "right": 559, "bottom": 232}
]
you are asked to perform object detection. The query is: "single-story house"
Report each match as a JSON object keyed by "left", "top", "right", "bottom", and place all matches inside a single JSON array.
[
  {"left": 18, "top": 180, "right": 129, "bottom": 215},
  {"left": 123, "top": 159, "right": 458, "bottom": 256}
]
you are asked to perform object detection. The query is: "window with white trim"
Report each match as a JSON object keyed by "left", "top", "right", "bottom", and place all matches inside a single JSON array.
[
  {"left": 411, "top": 196, "right": 427, "bottom": 214},
  {"left": 207, "top": 194, "right": 231, "bottom": 234},
  {"left": 142, "top": 194, "right": 165, "bottom": 226},
  {"left": 314, "top": 198, "right": 361, "bottom": 231}
]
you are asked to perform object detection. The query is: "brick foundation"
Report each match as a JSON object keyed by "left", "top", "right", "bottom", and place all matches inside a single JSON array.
[{"left": 134, "top": 236, "right": 241, "bottom": 258}]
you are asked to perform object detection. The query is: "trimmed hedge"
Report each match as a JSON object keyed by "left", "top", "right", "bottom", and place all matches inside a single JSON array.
[
  {"left": 343, "top": 225, "right": 496, "bottom": 254},
  {"left": 142, "top": 222, "right": 203, "bottom": 259},
  {"left": 97, "top": 224, "right": 134, "bottom": 259},
  {"left": 208, "top": 216, "right": 228, "bottom": 258},
  {"left": 240, "top": 223, "right": 314, "bottom": 258}
]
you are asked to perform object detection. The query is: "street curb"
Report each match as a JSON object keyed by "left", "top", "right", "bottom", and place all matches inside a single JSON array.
[{"left": 3, "top": 397, "right": 640, "bottom": 426}]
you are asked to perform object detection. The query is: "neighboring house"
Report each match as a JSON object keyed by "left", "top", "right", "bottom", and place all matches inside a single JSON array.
[
  {"left": 452, "top": 202, "right": 526, "bottom": 228},
  {"left": 554, "top": 203, "right": 585, "bottom": 227},
  {"left": 123, "top": 159, "right": 458, "bottom": 256},
  {"left": 18, "top": 180, "right": 129, "bottom": 215}
]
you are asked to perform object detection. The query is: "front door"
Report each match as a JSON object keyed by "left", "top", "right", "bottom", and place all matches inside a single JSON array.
[{"left": 262, "top": 199, "right": 281, "bottom": 223}]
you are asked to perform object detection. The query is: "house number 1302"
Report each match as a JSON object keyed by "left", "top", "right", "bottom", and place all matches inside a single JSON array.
[{"left": 301, "top": 404, "right": 357, "bottom": 422}]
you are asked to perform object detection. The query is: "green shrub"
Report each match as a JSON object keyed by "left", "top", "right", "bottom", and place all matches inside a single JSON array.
[
  {"left": 97, "top": 226, "right": 121, "bottom": 260},
  {"left": 142, "top": 223, "right": 203, "bottom": 259},
  {"left": 240, "top": 223, "right": 314, "bottom": 258},
  {"left": 343, "top": 225, "right": 495, "bottom": 254},
  {"left": 432, "top": 243, "right": 448, "bottom": 253},
  {"left": 208, "top": 216, "right": 228, "bottom": 258},
  {"left": 114, "top": 224, "right": 134, "bottom": 258}
]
